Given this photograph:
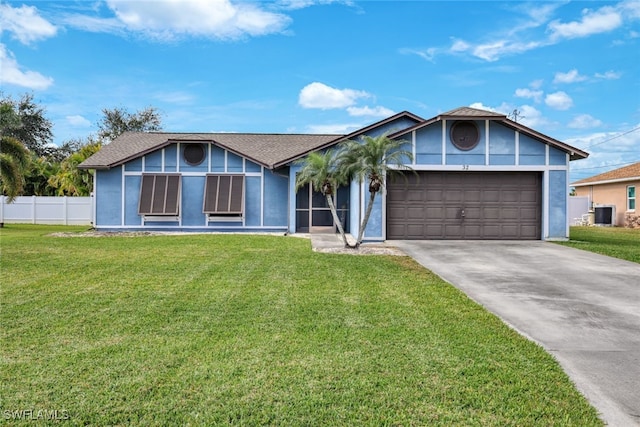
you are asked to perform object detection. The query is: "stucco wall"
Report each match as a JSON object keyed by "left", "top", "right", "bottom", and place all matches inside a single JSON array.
[
  {"left": 94, "top": 142, "right": 288, "bottom": 231},
  {"left": 574, "top": 180, "right": 639, "bottom": 226}
]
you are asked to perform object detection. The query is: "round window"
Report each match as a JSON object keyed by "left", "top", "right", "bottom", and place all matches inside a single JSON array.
[
  {"left": 450, "top": 121, "right": 480, "bottom": 151},
  {"left": 183, "top": 144, "right": 205, "bottom": 166}
]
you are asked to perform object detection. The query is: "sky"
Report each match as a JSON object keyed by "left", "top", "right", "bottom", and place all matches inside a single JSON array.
[{"left": 1, "top": 0, "right": 639, "bottom": 183}]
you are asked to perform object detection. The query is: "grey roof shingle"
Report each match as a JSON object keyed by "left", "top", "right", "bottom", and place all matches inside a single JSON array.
[{"left": 78, "top": 132, "right": 343, "bottom": 170}]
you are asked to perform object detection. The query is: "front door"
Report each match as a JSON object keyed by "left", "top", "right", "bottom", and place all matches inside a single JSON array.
[{"left": 295, "top": 183, "right": 349, "bottom": 233}]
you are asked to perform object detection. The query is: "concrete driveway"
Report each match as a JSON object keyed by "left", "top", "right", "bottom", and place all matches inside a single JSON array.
[{"left": 394, "top": 240, "right": 640, "bottom": 427}]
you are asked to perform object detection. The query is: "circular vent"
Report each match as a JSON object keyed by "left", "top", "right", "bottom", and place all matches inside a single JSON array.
[
  {"left": 183, "top": 144, "right": 205, "bottom": 166},
  {"left": 450, "top": 121, "right": 480, "bottom": 151}
]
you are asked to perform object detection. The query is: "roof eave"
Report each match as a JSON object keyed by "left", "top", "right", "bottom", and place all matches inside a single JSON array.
[{"left": 572, "top": 176, "right": 640, "bottom": 187}]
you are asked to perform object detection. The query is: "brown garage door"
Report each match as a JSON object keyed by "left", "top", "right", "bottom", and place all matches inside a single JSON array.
[{"left": 387, "top": 172, "right": 541, "bottom": 240}]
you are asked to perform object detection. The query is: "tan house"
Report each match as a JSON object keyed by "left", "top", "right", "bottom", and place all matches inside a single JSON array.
[{"left": 572, "top": 161, "right": 639, "bottom": 227}]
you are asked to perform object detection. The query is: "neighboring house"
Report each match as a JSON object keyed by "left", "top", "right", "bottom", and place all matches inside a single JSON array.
[
  {"left": 572, "top": 161, "right": 640, "bottom": 227},
  {"left": 78, "top": 106, "right": 588, "bottom": 240}
]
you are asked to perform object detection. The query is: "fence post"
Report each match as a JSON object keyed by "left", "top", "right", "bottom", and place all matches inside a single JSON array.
[
  {"left": 64, "top": 196, "right": 68, "bottom": 226},
  {"left": 32, "top": 195, "right": 37, "bottom": 224},
  {"left": 0, "top": 196, "right": 4, "bottom": 227}
]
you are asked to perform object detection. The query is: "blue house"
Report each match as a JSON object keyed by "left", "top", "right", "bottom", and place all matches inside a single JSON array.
[{"left": 79, "top": 106, "right": 588, "bottom": 240}]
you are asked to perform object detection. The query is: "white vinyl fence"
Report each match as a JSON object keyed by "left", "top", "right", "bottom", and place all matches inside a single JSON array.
[{"left": 0, "top": 196, "right": 93, "bottom": 226}]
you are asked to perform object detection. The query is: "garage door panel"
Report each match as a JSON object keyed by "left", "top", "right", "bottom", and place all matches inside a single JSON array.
[{"left": 387, "top": 171, "right": 541, "bottom": 240}]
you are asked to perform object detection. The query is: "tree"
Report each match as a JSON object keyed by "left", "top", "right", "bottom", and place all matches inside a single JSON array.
[
  {"left": 340, "top": 133, "right": 414, "bottom": 247},
  {"left": 295, "top": 149, "right": 353, "bottom": 248},
  {"left": 23, "top": 154, "right": 60, "bottom": 196},
  {"left": 0, "top": 93, "right": 54, "bottom": 157},
  {"left": 0, "top": 136, "right": 29, "bottom": 202},
  {"left": 48, "top": 140, "right": 101, "bottom": 196},
  {"left": 97, "top": 106, "right": 163, "bottom": 143}
]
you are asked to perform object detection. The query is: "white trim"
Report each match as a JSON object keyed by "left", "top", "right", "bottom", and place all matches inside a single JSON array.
[
  {"left": 92, "top": 174, "right": 97, "bottom": 227},
  {"left": 388, "top": 164, "right": 566, "bottom": 172},
  {"left": 441, "top": 120, "right": 447, "bottom": 165},
  {"left": 224, "top": 150, "right": 228, "bottom": 172},
  {"left": 260, "top": 167, "right": 265, "bottom": 227},
  {"left": 485, "top": 120, "right": 490, "bottom": 165},
  {"left": 161, "top": 148, "right": 165, "bottom": 172},
  {"left": 411, "top": 130, "right": 416, "bottom": 165},
  {"left": 542, "top": 170, "right": 549, "bottom": 239},
  {"left": 208, "top": 144, "right": 212, "bottom": 172},
  {"left": 545, "top": 144, "right": 549, "bottom": 166},
  {"left": 121, "top": 165, "right": 125, "bottom": 226},
  {"left": 141, "top": 155, "right": 146, "bottom": 172},
  {"left": 122, "top": 171, "right": 261, "bottom": 177},
  {"left": 176, "top": 143, "right": 180, "bottom": 173},
  {"left": 94, "top": 225, "right": 288, "bottom": 230},
  {"left": 566, "top": 167, "right": 571, "bottom": 238},
  {"left": 515, "top": 131, "right": 520, "bottom": 166}
]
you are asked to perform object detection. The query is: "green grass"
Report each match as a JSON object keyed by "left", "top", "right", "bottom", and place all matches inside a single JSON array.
[
  {"left": 1, "top": 225, "right": 602, "bottom": 426},
  {"left": 557, "top": 226, "right": 640, "bottom": 264}
]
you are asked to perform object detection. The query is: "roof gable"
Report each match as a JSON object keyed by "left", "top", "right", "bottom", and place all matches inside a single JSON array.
[
  {"left": 572, "top": 161, "right": 640, "bottom": 186},
  {"left": 390, "top": 106, "right": 588, "bottom": 161},
  {"left": 79, "top": 132, "right": 342, "bottom": 170}
]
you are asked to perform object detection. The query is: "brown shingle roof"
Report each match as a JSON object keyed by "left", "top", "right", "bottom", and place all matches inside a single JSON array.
[
  {"left": 78, "top": 132, "right": 343, "bottom": 170},
  {"left": 572, "top": 161, "right": 640, "bottom": 186}
]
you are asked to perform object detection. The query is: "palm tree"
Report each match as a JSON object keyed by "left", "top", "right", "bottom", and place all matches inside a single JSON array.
[
  {"left": 295, "top": 149, "right": 353, "bottom": 248},
  {"left": 0, "top": 136, "right": 29, "bottom": 202},
  {"left": 340, "top": 133, "right": 413, "bottom": 247}
]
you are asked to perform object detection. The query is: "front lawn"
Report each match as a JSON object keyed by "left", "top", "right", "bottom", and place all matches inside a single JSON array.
[
  {"left": 1, "top": 225, "right": 602, "bottom": 425},
  {"left": 558, "top": 226, "right": 640, "bottom": 264}
]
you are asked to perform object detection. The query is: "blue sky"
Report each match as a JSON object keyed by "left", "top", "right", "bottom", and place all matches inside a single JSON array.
[{"left": 1, "top": 0, "right": 639, "bottom": 182}]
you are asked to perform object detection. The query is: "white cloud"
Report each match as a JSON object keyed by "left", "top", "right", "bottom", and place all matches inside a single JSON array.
[
  {"left": 346, "top": 105, "right": 394, "bottom": 118},
  {"left": 595, "top": 70, "right": 622, "bottom": 80},
  {"left": 545, "top": 91, "right": 573, "bottom": 110},
  {"left": 299, "top": 82, "right": 370, "bottom": 109},
  {"left": 306, "top": 123, "right": 362, "bottom": 134},
  {"left": 399, "top": 47, "right": 437, "bottom": 62},
  {"left": 515, "top": 88, "right": 543, "bottom": 103},
  {"left": 553, "top": 69, "right": 587, "bottom": 84},
  {"left": 530, "top": 79, "right": 544, "bottom": 89},
  {"left": 568, "top": 114, "right": 603, "bottom": 129},
  {"left": 548, "top": 6, "right": 622, "bottom": 40},
  {"left": 66, "top": 115, "right": 92, "bottom": 127},
  {"left": 0, "top": 45, "right": 53, "bottom": 90},
  {"left": 71, "top": 0, "right": 292, "bottom": 40},
  {"left": 450, "top": 39, "right": 470, "bottom": 52},
  {"left": 471, "top": 40, "right": 541, "bottom": 62},
  {"left": 0, "top": 3, "right": 57, "bottom": 44}
]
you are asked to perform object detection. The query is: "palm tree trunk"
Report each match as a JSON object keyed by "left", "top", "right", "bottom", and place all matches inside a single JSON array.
[
  {"left": 326, "top": 194, "right": 352, "bottom": 248},
  {"left": 356, "top": 190, "right": 377, "bottom": 247}
]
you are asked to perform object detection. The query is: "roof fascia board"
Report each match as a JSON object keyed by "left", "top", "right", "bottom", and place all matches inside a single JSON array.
[{"left": 572, "top": 177, "right": 640, "bottom": 187}]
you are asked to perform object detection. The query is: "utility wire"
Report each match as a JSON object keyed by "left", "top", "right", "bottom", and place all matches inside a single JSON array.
[{"left": 581, "top": 126, "right": 640, "bottom": 149}]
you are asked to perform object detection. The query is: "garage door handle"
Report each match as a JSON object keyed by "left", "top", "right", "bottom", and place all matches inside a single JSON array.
[{"left": 461, "top": 208, "right": 465, "bottom": 218}]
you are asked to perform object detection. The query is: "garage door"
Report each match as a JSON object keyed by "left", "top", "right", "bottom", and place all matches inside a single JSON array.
[{"left": 387, "top": 172, "right": 541, "bottom": 240}]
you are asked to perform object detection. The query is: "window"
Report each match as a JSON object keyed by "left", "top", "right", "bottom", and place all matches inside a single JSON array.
[
  {"left": 138, "top": 174, "right": 181, "bottom": 215},
  {"left": 628, "top": 186, "right": 636, "bottom": 211},
  {"left": 450, "top": 121, "right": 480, "bottom": 151},
  {"left": 204, "top": 174, "right": 244, "bottom": 218},
  {"left": 184, "top": 143, "right": 206, "bottom": 166}
]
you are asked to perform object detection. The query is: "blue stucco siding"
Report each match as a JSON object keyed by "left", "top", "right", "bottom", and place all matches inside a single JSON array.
[
  {"left": 145, "top": 149, "right": 163, "bottom": 172},
  {"left": 519, "top": 134, "right": 546, "bottom": 165},
  {"left": 181, "top": 176, "right": 206, "bottom": 226},
  {"left": 445, "top": 120, "right": 485, "bottom": 165},
  {"left": 211, "top": 146, "right": 225, "bottom": 172},
  {"left": 165, "top": 145, "right": 177, "bottom": 171},
  {"left": 124, "top": 175, "right": 141, "bottom": 225},
  {"left": 95, "top": 167, "right": 122, "bottom": 226},
  {"left": 227, "top": 153, "right": 243, "bottom": 173},
  {"left": 125, "top": 158, "right": 142, "bottom": 172},
  {"left": 263, "top": 170, "right": 289, "bottom": 227},
  {"left": 246, "top": 159, "right": 261, "bottom": 173},
  {"left": 245, "top": 176, "right": 262, "bottom": 227},
  {"left": 415, "top": 125, "right": 442, "bottom": 165},
  {"left": 489, "top": 122, "right": 516, "bottom": 165},
  {"left": 549, "top": 170, "right": 568, "bottom": 238},
  {"left": 549, "top": 146, "right": 568, "bottom": 166}
]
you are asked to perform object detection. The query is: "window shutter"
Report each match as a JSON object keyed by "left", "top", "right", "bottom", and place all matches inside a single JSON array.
[
  {"left": 204, "top": 174, "right": 244, "bottom": 214},
  {"left": 138, "top": 174, "right": 181, "bottom": 215}
]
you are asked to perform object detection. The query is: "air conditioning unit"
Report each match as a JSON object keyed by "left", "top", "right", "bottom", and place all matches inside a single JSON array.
[{"left": 594, "top": 205, "right": 616, "bottom": 226}]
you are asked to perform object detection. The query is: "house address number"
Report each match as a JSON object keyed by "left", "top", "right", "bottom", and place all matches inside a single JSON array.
[{"left": 462, "top": 165, "right": 470, "bottom": 170}]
